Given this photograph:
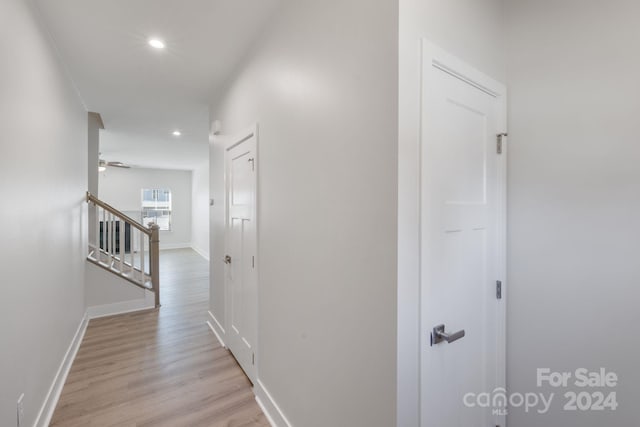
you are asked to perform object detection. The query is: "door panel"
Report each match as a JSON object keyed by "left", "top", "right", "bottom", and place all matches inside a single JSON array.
[
  {"left": 231, "top": 151, "right": 253, "bottom": 207},
  {"left": 439, "top": 99, "right": 487, "bottom": 204},
  {"left": 229, "top": 217, "right": 244, "bottom": 334},
  {"left": 421, "top": 46, "right": 506, "bottom": 427}
]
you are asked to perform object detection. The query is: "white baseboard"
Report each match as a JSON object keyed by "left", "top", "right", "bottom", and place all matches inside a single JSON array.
[
  {"left": 34, "top": 313, "right": 89, "bottom": 427},
  {"left": 160, "top": 242, "right": 191, "bottom": 250},
  {"left": 204, "top": 312, "right": 289, "bottom": 427},
  {"left": 206, "top": 310, "right": 226, "bottom": 348},
  {"left": 255, "top": 379, "right": 293, "bottom": 427},
  {"left": 191, "top": 244, "right": 210, "bottom": 261},
  {"left": 87, "top": 291, "right": 155, "bottom": 319}
]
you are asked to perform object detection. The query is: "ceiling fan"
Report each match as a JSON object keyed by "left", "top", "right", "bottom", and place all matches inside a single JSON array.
[{"left": 99, "top": 159, "right": 131, "bottom": 171}]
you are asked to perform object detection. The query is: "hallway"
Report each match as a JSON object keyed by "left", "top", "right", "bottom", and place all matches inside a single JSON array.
[{"left": 51, "top": 249, "right": 268, "bottom": 426}]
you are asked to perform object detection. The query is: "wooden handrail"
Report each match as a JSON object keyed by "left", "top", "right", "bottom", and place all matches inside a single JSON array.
[
  {"left": 85, "top": 191, "right": 160, "bottom": 308},
  {"left": 86, "top": 192, "right": 151, "bottom": 235}
]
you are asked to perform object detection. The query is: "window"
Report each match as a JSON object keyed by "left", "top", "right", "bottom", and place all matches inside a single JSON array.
[{"left": 141, "top": 188, "right": 172, "bottom": 231}]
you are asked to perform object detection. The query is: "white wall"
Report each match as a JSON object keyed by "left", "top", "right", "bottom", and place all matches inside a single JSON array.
[
  {"left": 0, "top": 0, "right": 87, "bottom": 425},
  {"left": 209, "top": 1, "right": 398, "bottom": 425},
  {"left": 506, "top": 1, "right": 640, "bottom": 426},
  {"left": 99, "top": 167, "right": 193, "bottom": 249},
  {"left": 191, "top": 160, "right": 209, "bottom": 259},
  {"left": 397, "top": 1, "right": 506, "bottom": 425}
]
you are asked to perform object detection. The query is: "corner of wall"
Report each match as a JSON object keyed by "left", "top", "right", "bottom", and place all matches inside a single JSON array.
[{"left": 191, "top": 244, "right": 210, "bottom": 261}]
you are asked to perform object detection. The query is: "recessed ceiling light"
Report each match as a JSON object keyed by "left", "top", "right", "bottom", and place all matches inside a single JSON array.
[
  {"left": 148, "top": 38, "right": 166, "bottom": 49},
  {"left": 172, "top": 130, "right": 181, "bottom": 136}
]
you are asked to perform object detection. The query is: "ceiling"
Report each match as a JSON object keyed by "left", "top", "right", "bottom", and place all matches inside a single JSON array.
[{"left": 35, "top": 0, "right": 281, "bottom": 170}]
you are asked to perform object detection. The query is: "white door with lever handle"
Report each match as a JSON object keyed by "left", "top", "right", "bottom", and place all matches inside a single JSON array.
[
  {"left": 420, "top": 42, "right": 507, "bottom": 427},
  {"left": 223, "top": 126, "right": 258, "bottom": 385}
]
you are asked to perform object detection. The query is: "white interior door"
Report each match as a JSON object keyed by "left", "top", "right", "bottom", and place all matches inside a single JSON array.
[
  {"left": 224, "top": 126, "right": 258, "bottom": 384},
  {"left": 420, "top": 42, "right": 507, "bottom": 427}
]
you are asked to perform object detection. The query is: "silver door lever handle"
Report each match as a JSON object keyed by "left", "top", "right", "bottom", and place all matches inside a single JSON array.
[{"left": 431, "top": 324, "right": 465, "bottom": 346}]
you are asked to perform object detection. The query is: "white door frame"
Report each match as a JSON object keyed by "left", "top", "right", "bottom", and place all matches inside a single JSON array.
[
  {"left": 223, "top": 123, "right": 260, "bottom": 384},
  {"left": 415, "top": 40, "right": 508, "bottom": 425}
]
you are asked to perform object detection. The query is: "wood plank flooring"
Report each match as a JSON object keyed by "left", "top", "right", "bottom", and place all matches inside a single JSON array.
[{"left": 51, "top": 249, "right": 268, "bottom": 427}]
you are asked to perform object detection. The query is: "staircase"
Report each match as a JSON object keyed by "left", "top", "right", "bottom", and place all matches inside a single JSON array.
[{"left": 86, "top": 192, "right": 160, "bottom": 308}]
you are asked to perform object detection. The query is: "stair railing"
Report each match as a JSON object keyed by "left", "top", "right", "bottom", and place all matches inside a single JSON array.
[{"left": 85, "top": 192, "right": 160, "bottom": 308}]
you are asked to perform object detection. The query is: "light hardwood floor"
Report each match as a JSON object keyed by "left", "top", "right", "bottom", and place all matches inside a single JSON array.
[{"left": 51, "top": 249, "right": 269, "bottom": 427}]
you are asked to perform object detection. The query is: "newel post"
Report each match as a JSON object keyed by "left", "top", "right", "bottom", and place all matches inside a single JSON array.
[{"left": 149, "top": 223, "right": 161, "bottom": 308}]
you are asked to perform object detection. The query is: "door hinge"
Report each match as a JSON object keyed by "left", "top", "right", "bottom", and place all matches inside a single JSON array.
[
  {"left": 497, "top": 133, "right": 508, "bottom": 154},
  {"left": 252, "top": 353, "right": 255, "bottom": 365},
  {"left": 252, "top": 256, "right": 255, "bottom": 268},
  {"left": 248, "top": 158, "right": 255, "bottom": 171},
  {"left": 496, "top": 280, "right": 502, "bottom": 300}
]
